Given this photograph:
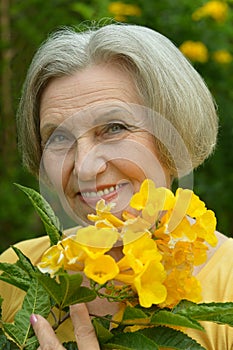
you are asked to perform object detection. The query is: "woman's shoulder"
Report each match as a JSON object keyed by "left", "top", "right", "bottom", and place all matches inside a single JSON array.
[
  {"left": 0, "top": 235, "right": 50, "bottom": 265},
  {"left": 0, "top": 225, "right": 81, "bottom": 265}
]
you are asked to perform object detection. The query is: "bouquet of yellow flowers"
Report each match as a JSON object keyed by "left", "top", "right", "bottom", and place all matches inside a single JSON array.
[{"left": 0, "top": 179, "right": 233, "bottom": 349}]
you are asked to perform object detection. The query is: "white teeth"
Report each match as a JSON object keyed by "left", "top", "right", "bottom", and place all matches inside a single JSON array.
[
  {"left": 82, "top": 184, "right": 122, "bottom": 198},
  {"left": 97, "top": 190, "right": 104, "bottom": 196}
]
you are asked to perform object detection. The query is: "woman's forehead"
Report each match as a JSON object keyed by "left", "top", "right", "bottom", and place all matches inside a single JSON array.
[{"left": 40, "top": 64, "right": 142, "bottom": 110}]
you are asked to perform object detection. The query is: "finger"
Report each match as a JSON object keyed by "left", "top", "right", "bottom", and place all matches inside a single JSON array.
[
  {"left": 70, "top": 303, "right": 100, "bottom": 350},
  {"left": 30, "top": 314, "right": 65, "bottom": 350}
]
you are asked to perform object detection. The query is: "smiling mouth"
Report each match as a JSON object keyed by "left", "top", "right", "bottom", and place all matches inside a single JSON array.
[{"left": 78, "top": 183, "right": 126, "bottom": 202}]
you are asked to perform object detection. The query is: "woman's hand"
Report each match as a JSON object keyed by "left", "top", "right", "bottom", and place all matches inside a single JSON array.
[{"left": 30, "top": 303, "right": 100, "bottom": 350}]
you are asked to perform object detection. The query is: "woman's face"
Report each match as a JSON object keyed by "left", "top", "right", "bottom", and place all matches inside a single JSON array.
[{"left": 39, "top": 64, "right": 171, "bottom": 224}]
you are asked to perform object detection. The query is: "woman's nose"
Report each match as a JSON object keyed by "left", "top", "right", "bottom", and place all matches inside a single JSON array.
[{"left": 73, "top": 139, "right": 107, "bottom": 181}]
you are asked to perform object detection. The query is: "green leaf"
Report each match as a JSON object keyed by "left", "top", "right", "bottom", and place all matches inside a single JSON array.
[
  {"left": 14, "top": 183, "right": 62, "bottom": 245},
  {"left": 0, "top": 328, "right": 19, "bottom": 349},
  {"left": 174, "top": 300, "right": 233, "bottom": 327},
  {"left": 65, "top": 286, "right": 96, "bottom": 306},
  {"left": 140, "top": 326, "right": 205, "bottom": 350},
  {"left": 122, "top": 306, "right": 148, "bottom": 322},
  {"left": 150, "top": 309, "right": 204, "bottom": 330},
  {"left": 11, "top": 246, "right": 36, "bottom": 276},
  {"left": 63, "top": 341, "right": 78, "bottom": 350},
  {"left": 3, "top": 278, "right": 51, "bottom": 348},
  {"left": 59, "top": 273, "right": 83, "bottom": 307},
  {"left": 25, "top": 335, "right": 39, "bottom": 350},
  {"left": 92, "top": 318, "right": 113, "bottom": 344},
  {"left": 0, "top": 262, "right": 31, "bottom": 291},
  {"left": 35, "top": 273, "right": 62, "bottom": 305},
  {"left": 0, "top": 248, "right": 37, "bottom": 292},
  {"left": 35, "top": 272, "right": 96, "bottom": 308},
  {"left": 2, "top": 323, "right": 25, "bottom": 346},
  {"left": 104, "top": 332, "right": 159, "bottom": 350}
]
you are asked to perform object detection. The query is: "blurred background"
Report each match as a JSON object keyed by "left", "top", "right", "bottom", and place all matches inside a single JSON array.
[{"left": 0, "top": 0, "right": 232, "bottom": 252}]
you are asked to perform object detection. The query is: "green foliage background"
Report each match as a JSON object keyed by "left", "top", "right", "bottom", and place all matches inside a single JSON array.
[{"left": 0, "top": 0, "right": 232, "bottom": 252}]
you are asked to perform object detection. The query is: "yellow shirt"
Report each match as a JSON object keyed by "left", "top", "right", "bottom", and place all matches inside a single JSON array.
[{"left": 0, "top": 236, "right": 233, "bottom": 349}]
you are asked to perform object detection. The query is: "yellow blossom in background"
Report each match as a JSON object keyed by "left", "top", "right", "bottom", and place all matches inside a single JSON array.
[
  {"left": 179, "top": 41, "right": 208, "bottom": 63},
  {"left": 213, "top": 49, "right": 233, "bottom": 63},
  {"left": 108, "top": 1, "right": 141, "bottom": 21},
  {"left": 192, "top": 1, "right": 229, "bottom": 22}
]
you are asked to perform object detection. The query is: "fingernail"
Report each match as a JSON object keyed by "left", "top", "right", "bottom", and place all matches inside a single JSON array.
[{"left": 30, "top": 314, "right": 38, "bottom": 326}]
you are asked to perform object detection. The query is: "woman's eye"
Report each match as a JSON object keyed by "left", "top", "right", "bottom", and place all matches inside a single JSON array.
[
  {"left": 96, "top": 121, "right": 134, "bottom": 142},
  {"left": 104, "top": 122, "right": 129, "bottom": 135},
  {"left": 45, "top": 131, "right": 75, "bottom": 150},
  {"left": 50, "top": 134, "right": 66, "bottom": 143},
  {"left": 47, "top": 133, "right": 68, "bottom": 145}
]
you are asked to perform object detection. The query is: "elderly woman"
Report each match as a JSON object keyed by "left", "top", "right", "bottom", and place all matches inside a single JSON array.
[{"left": 0, "top": 23, "right": 232, "bottom": 350}]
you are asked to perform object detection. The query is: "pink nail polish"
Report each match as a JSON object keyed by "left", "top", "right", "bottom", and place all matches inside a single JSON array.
[{"left": 30, "top": 314, "right": 38, "bottom": 326}]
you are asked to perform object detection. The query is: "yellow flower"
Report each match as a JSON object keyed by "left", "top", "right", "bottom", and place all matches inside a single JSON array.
[
  {"left": 108, "top": 2, "right": 141, "bottom": 22},
  {"left": 120, "top": 231, "right": 162, "bottom": 274},
  {"left": 192, "top": 1, "right": 228, "bottom": 22},
  {"left": 84, "top": 255, "right": 119, "bottom": 284},
  {"left": 192, "top": 209, "right": 218, "bottom": 246},
  {"left": 130, "top": 179, "right": 174, "bottom": 224},
  {"left": 61, "top": 237, "right": 86, "bottom": 270},
  {"left": 179, "top": 41, "right": 208, "bottom": 63},
  {"left": 162, "top": 269, "right": 202, "bottom": 307},
  {"left": 213, "top": 50, "right": 233, "bottom": 63},
  {"left": 75, "top": 226, "right": 119, "bottom": 259},
  {"left": 168, "top": 216, "right": 196, "bottom": 241},
  {"left": 185, "top": 190, "right": 207, "bottom": 217},
  {"left": 130, "top": 179, "right": 157, "bottom": 211},
  {"left": 122, "top": 216, "right": 152, "bottom": 236},
  {"left": 115, "top": 270, "right": 135, "bottom": 285},
  {"left": 192, "top": 240, "right": 208, "bottom": 265},
  {"left": 88, "top": 199, "right": 124, "bottom": 228},
  {"left": 37, "top": 244, "right": 66, "bottom": 275},
  {"left": 38, "top": 178, "right": 218, "bottom": 310},
  {"left": 172, "top": 242, "right": 193, "bottom": 267},
  {"left": 164, "top": 188, "right": 207, "bottom": 233},
  {"left": 133, "top": 259, "right": 167, "bottom": 308}
]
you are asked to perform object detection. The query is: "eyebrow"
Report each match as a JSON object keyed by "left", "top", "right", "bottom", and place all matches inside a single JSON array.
[
  {"left": 40, "top": 123, "right": 57, "bottom": 140},
  {"left": 85, "top": 107, "right": 133, "bottom": 128}
]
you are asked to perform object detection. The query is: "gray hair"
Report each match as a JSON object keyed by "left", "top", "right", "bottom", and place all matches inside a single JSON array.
[{"left": 17, "top": 22, "right": 218, "bottom": 177}]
